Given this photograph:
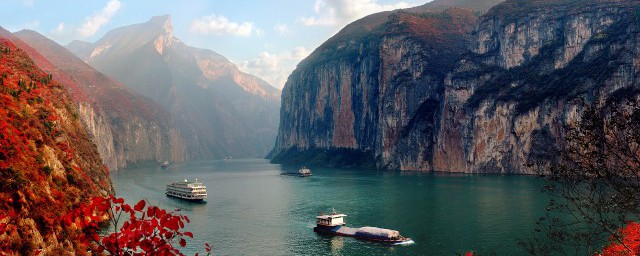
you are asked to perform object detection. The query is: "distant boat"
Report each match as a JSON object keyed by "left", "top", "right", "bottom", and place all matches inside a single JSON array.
[
  {"left": 298, "top": 167, "right": 313, "bottom": 177},
  {"left": 166, "top": 179, "right": 207, "bottom": 202},
  {"left": 281, "top": 166, "right": 313, "bottom": 177},
  {"left": 223, "top": 156, "right": 232, "bottom": 160},
  {"left": 313, "top": 209, "right": 414, "bottom": 245},
  {"left": 161, "top": 161, "right": 170, "bottom": 168}
]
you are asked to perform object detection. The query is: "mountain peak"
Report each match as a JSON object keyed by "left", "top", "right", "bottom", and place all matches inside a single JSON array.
[
  {"left": 149, "top": 15, "right": 173, "bottom": 36},
  {"left": 145, "top": 15, "right": 174, "bottom": 55}
]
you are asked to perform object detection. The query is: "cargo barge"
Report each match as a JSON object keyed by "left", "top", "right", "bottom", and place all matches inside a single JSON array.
[
  {"left": 281, "top": 167, "right": 313, "bottom": 177},
  {"left": 313, "top": 209, "right": 414, "bottom": 245}
]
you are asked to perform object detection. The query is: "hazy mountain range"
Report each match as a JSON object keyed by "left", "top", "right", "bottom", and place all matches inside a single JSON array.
[{"left": 66, "top": 15, "right": 281, "bottom": 161}]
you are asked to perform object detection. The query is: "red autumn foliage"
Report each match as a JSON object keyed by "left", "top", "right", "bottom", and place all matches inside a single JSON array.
[
  {"left": 0, "top": 36, "right": 111, "bottom": 253},
  {"left": 388, "top": 8, "right": 477, "bottom": 48},
  {"left": 600, "top": 222, "right": 640, "bottom": 255},
  {"left": 3, "top": 29, "right": 172, "bottom": 124},
  {"left": 0, "top": 33, "right": 209, "bottom": 255},
  {"left": 63, "top": 196, "right": 210, "bottom": 256}
]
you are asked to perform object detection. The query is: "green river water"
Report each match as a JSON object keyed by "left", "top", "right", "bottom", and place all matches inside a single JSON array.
[{"left": 111, "top": 158, "right": 551, "bottom": 255}]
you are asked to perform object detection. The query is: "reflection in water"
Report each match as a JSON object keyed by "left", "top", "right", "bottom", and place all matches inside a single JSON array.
[
  {"left": 111, "top": 159, "right": 550, "bottom": 255},
  {"left": 330, "top": 236, "right": 344, "bottom": 255}
]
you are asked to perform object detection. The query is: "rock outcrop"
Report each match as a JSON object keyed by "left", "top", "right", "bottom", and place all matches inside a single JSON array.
[
  {"left": 271, "top": 0, "right": 640, "bottom": 173},
  {"left": 9, "top": 29, "right": 186, "bottom": 171},
  {"left": 67, "top": 15, "right": 281, "bottom": 159}
]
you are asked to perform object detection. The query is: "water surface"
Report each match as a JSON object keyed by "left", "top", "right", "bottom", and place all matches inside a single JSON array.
[{"left": 111, "top": 159, "right": 549, "bottom": 255}]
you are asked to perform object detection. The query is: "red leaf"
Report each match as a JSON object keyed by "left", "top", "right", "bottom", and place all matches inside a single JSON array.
[
  {"left": 147, "top": 206, "right": 155, "bottom": 217},
  {"left": 184, "top": 231, "right": 193, "bottom": 238},
  {"left": 179, "top": 238, "right": 186, "bottom": 247},
  {"left": 134, "top": 200, "right": 146, "bottom": 212}
]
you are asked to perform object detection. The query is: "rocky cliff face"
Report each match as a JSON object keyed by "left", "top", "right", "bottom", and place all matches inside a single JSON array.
[
  {"left": 272, "top": 4, "right": 478, "bottom": 167},
  {"left": 272, "top": 0, "right": 640, "bottom": 173},
  {"left": 67, "top": 15, "right": 280, "bottom": 159},
  {"left": 433, "top": 0, "right": 640, "bottom": 173},
  {"left": 0, "top": 36, "right": 111, "bottom": 254},
  {"left": 9, "top": 30, "right": 186, "bottom": 170}
]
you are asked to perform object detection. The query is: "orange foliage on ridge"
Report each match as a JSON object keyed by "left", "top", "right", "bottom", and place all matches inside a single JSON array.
[
  {"left": 0, "top": 37, "right": 112, "bottom": 254},
  {"left": 6, "top": 31, "right": 168, "bottom": 122},
  {"left": 389, "top": 8, "right": 477, "bottom": 49}
]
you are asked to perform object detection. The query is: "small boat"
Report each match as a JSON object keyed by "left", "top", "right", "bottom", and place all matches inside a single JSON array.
[
  {"left": 166, "top": 179, "right": 207, "bottom": 202},
  {"left": 298, "top": 167, "right": 312, "bottom": 177},
  {"left": 313, "top": 209, "right": 414, "bottom": 245},
  {"left": 161, "top": 161, "right": 170, "bottom": 168},
  {"left": 280, "top": 166, "right": 314, "bottom": 177}
]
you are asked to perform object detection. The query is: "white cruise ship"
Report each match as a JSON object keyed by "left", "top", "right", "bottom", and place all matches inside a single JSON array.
[{"left": 166, "top": 179, "right": 207, "bottom": 201}]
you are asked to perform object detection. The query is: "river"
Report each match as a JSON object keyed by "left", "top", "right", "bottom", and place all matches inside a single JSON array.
[{"left": 111, "top": 158, "right": 549, "bottom": 255}]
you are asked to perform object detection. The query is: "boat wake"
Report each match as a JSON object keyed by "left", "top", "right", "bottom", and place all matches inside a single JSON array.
[{"left": 393, "top": 239, "right": 415, "bottom": 246}]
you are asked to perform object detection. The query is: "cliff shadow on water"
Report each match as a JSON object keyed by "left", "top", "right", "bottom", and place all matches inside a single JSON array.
[{"left": 270, "top": 147, "right": 377, "bottom": 169}]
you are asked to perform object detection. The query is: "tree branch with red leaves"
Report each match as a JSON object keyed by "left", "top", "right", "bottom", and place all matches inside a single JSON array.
[{"left": 62, "top": 196, "right": 212, "bottom": 255}]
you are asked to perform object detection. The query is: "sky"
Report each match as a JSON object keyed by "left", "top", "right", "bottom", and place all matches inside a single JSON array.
[{"left": 0, "top": 0, "right": 428, "bottom": 89}]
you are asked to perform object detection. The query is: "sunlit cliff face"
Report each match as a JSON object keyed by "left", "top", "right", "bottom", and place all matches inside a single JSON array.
[{"left": 272, "top": 0, "right": 640, "bottom": 173}]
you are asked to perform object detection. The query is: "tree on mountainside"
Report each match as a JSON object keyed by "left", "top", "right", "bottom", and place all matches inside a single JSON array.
[{"left": 522, "top": 99, "right": 640, "bottom": 255}]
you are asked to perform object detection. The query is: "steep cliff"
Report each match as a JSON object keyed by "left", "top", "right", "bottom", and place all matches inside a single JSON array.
[
  {"left": 67, "top": 16, "right": 280, "bottom": 159},
  {"left": 272, "top": 0, "right": 640, "bottom": 173},
  {"left": 271, "top": 2, "right": 480, "bottom": 167},
  {"left": 8, "top": 29, "right": 186, "bottom": 170},
  {"left": 0, "top": 36, "right": 111, "bottom": 254},
  {"left": 434, "top": 0, "right": 640, "bottom": 173}
]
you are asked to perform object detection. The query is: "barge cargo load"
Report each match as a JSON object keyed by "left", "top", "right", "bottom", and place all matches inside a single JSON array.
[{"left": 313, "top": 209, "right": 414, "bottom": 245}]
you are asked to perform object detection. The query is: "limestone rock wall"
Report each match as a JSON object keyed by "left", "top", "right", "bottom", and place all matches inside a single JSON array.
[{"left": 272, "top": 0, "right": 640, "bottom": 174}]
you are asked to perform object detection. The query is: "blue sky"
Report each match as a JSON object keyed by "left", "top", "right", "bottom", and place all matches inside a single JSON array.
[{"left": 1, "top": 0, "right": 428, "bottom": 89}]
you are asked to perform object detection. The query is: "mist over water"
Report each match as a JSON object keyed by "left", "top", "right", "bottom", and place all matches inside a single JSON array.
[{"left": 111, "top": 159, "right": 549, "bottom": 255}]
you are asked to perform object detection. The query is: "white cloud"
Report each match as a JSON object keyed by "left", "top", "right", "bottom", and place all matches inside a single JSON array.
[
  {"left": 301, "top": 0, "right": 414, "bottom": 26},
  {"left": 274, "top": 24, "right": 289, "bottom": 35},
  {"left": 52, "top": 22, "right": 65, "bottom": 34},
  {"left": 238, "top": 47, "right": 311, "bottom": 89},
  {"left": 48, "top": 21, "right": 84, "bottom": 43},
  {"left": 191, "top": 14, "right": 262, "bottom": 37},
  {"left": 77, "top": 0, "right": 121, "bottom": 38}
]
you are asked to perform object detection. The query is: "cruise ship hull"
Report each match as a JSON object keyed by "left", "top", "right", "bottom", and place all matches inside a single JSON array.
[{"left": 166, "top": 192, "right": 205, "bottom": 202}]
